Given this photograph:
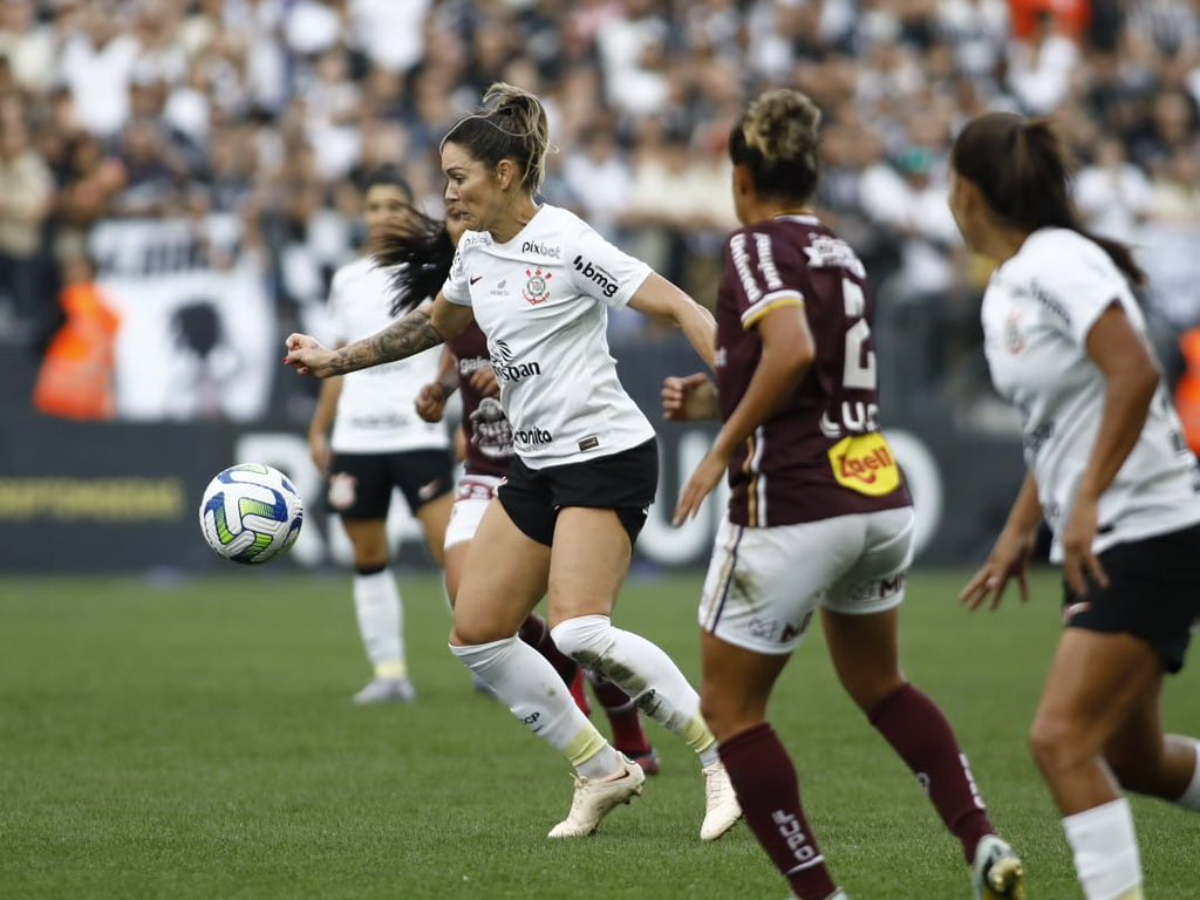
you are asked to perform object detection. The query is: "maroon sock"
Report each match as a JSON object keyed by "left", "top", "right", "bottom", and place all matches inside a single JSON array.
[
  {"left": 719, "top": 724, "right": 839, "bottom": 900},
  {"left": 517, "top": 615, "right": 577, "bottom": 686},
  {"left": 588, "top": 671, "right": 652, "bottom": 756},
  {"left": 869, "top": 684, "right": 993, "bottom": 862}
]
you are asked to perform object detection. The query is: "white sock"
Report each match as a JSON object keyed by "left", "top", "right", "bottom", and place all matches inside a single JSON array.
[
  {"left": 551, "top": 615, "right": 719, "bottom": 767},
  {"left": 1062, "top": 798, "right": 1143, "bottom": 900},
  {"left": 1175, "top": 738, "right": 1200, "bottom": 811},
  {"left": 353, "top": 569, "right": 405, "bottom": 680},
  {"left": 450, "top": 636, "right": 619, "bottom": 777}
]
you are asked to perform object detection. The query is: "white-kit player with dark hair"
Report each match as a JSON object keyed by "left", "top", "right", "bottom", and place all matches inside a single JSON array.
[{"left": 307, "top": 165, "right": 455, "bottom": 705}]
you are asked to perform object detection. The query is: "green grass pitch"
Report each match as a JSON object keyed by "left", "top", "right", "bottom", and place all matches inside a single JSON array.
[{"left": 1, "top": 569, "right": 1196, "bottom": 899}]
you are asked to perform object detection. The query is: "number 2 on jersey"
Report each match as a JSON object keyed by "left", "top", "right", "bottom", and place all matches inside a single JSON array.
[{"left": 842, "top": 278, "right": 877, "bottom": 390}]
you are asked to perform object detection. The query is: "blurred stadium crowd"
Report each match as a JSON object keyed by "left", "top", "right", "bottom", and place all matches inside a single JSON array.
[{"left": 0, "top": 0, "right": 1198, "bottom": 422}]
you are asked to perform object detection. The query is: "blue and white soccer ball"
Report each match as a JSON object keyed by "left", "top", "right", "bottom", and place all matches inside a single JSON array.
[{"left": 199, "top": 464, "right": 304, "bottom": 564}]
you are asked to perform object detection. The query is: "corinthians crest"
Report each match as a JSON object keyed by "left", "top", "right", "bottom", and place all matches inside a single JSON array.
[{"left": 523, "top": 267, "right": 552, "bottom": 305}]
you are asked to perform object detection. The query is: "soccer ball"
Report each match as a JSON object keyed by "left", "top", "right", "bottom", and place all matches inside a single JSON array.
[{"left": 199, "top": 464, "right": 304, "bottom": 564}]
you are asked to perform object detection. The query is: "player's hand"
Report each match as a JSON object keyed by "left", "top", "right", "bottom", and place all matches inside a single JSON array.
[
  {"left": 284, "top": 334, "right": 337, "bottom": 377},
  {"left": 1062, "top": 494, "right": 1109, "bottom": 598},
  {"left": 415, "top": 383, "right": 448, "bottom": 423},
  {"left": 662, "top": 373, "right": 719, "bottom": 421},
  {"left": 674, "top": 449, "right": 728, "bottom": 526},
  {"left": 308, "top": 431, "right": 332, "bottom": 474},
  {"left": 959, "top": 525, "right": 1037, "bottom": 611},
  {"left": 469, "top": 365, "right": 500, "bottom": 398}
]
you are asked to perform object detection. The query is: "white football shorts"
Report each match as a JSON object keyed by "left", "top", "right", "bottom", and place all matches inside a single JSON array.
[
  {"left": 443, "top": 475, "right": 504, "bottom": 550},
  {"left": 698, "top": 506, "right": 915, "bottom": 655}
]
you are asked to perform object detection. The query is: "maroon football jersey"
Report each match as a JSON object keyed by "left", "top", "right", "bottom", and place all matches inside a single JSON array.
[
  {"left": 715, "top": 215, "right": 911, "bottom": 527},
  {"left": 447, "top": 321, "right": 512, "bottom": 479}
]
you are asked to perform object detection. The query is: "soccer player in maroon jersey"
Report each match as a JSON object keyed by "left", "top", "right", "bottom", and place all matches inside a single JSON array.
[
  {"left": 664, "top": 89, "right": 1025, "bottom": 900},
  {"left": 384, "top": 209, "right": 663, "bottom": 773}
]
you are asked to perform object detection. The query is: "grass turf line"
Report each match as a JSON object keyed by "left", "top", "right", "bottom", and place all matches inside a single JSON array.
[{"left": 0, "top": 570, "right": 1196, "bottom": 899}]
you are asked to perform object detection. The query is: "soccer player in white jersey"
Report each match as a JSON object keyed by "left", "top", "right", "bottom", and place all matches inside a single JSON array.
[
  {"left": 665, "top": 89, "right": 1023, "bottom": 900},
  {"left": 307, "top": 166, "right": 455, "bottom": 705},
  {"left": 385, "top": 209, "right": 663, "bottom": 773},
  {"left": 285, "top": 83, "right": 741, "bottom": 841},
  {"left": 949, "top": 113, "right": 1200, "bottom": 900}
]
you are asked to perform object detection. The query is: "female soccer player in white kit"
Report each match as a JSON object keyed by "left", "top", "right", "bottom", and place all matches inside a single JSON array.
[
  {"left": 386, "top": 209, "right": 662, "bottom": 771},
  {"left": 307, "top": 166, "right": 455, "bottom": 705},
  {"left": 286, "top": 83, "right": 740, "bottom": 840},
  {"left": 949, "top": 113, "right": 1200, "bottom": 900}
]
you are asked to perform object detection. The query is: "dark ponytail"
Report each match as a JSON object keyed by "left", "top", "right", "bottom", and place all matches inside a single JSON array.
[
  {"left": 370, "top": 208, "right": 456, "bottom": 317},
  {"left": 952, "top": 113, "right": 1146, "bottom": 287}
]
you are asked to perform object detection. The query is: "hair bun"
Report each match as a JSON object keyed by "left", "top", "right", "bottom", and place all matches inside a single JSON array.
[{"left": 743, "top": 89, "right": 821, "bottom": 167}]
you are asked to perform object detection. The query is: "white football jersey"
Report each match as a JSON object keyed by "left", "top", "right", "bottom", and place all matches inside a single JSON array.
[
  {"left": 982, "top": 228, "right": 1200, "bottom": 562},
  {"left": 442, "top": 204, "right": 655, "bottom": 468},
  {"left": 328, "top": 257, "right": 449, "bottom": 454}
]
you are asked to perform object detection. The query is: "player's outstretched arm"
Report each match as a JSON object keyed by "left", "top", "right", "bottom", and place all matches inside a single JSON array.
[
  {"left": 628, "top": 274, "right": 716, "bottom": 368},
  {"left": 285, "top": 294, "right": 475, "bottom": 378},
  {"left": 674, "top": 305, "right": 813, "bottom": 525},
  {"left": 415, "top": 346, "right": 461, "bottom": 423},
  {"left": 959, "top": 470, "right": 1042, "bottom": 611},
  {"left": 307, "top": 362, "right": 344, "bottom": 471}
]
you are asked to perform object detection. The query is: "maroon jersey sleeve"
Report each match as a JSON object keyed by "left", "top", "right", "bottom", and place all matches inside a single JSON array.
[
  {"left": 724, "top": 229, "right": 808, "bottom": 331},
  {"left": 447, "top": 322, "right": 513, "bottom": 479},
  {"left": 715, "top": 218, "right": 910, "bottom": 527}
]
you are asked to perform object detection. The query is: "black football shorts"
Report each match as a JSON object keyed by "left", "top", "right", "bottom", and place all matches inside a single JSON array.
[
  {"left": 1063, "top": 522, "right": 1200, "bottom": 674},
  {"left": 327, "top": 449, "right": 454, "bottom": 521},
  {"left": 497, "top": 438, "right": 659, "bottom": 547}
]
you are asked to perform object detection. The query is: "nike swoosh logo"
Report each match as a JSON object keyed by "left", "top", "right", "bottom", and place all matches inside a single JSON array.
[{"left": 470, "top": 276, "right": 483, "bottom": 285}]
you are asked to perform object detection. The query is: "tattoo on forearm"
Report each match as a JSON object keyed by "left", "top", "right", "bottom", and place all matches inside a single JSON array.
[{"left": 329, "top": 309, "right": 444, "bottom": 375}]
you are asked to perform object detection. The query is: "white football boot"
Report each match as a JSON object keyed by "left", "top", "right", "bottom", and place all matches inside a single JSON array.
[
  {"left": 700, "top": 761, "right": 743, "bottom": 841},
  {"left": 352, "top": 677, "right": 416, "bottom": 705},
  {"left": 547, "top": 756, "right": 646, "bottom": 838},
  {"left": 971, "top": 834, "right": 1027, "bottom": 899}
]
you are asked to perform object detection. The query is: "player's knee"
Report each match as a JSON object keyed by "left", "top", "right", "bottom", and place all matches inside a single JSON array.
[
  {"left": 549, "top": 615, "right": 612, "bottom": 667},
  {"left": 452, "top": 608, "right": 513, "bottom": 646},
  {"left": 845, "top": 673, "right": 906, "bottom": 715},
  {"left": 1029, "top": 716, "right": 1092, "bottom": 775},
  {"left": 349, "top": 536, "right": 388, "bottom": 569},
  {"left": 451, "top": 621, "right": 507, "bottom": 647}
]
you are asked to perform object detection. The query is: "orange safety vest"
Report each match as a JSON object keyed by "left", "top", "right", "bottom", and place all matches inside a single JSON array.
[
  {"left": 33, "top": 283, "right": 121, "bottom": 420},
  {"left": 1009, "top": 0, "right": 1091, "bottom": 39},
  {"left": 1175, "top": 328, "right": 1200, "bottom": 455}
]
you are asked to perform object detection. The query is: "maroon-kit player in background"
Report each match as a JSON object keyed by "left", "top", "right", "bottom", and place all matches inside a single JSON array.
[
  {"left": 398, "top": 214, "right": 661, "bottom": 774},
  {"left": 665, "top": 89, "right": 1026, "bottom": 900}
]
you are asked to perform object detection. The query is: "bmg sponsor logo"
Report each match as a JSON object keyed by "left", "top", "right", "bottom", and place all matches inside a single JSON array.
[{"left": 572, "top": 254, "right": 619, "bottom": 299}]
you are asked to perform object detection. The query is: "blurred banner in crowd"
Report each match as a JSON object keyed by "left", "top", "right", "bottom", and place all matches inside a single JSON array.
[
  {"left": 91, "top": 217, "right": 275, "bottom": 421},
  {"left": 0, "top": 344, "right": 1025, "bottom": 573}
]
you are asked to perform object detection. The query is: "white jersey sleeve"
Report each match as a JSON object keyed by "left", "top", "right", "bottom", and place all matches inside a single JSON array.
[
  {"left": 1027, "top": 234, "right": 1125, "bottom": 347},
  {"left": 566, "top": 224, "right": 652, "bottom": 308},
  {"left": 441, "top": 245, "right": 472, "bottom": 307}
]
